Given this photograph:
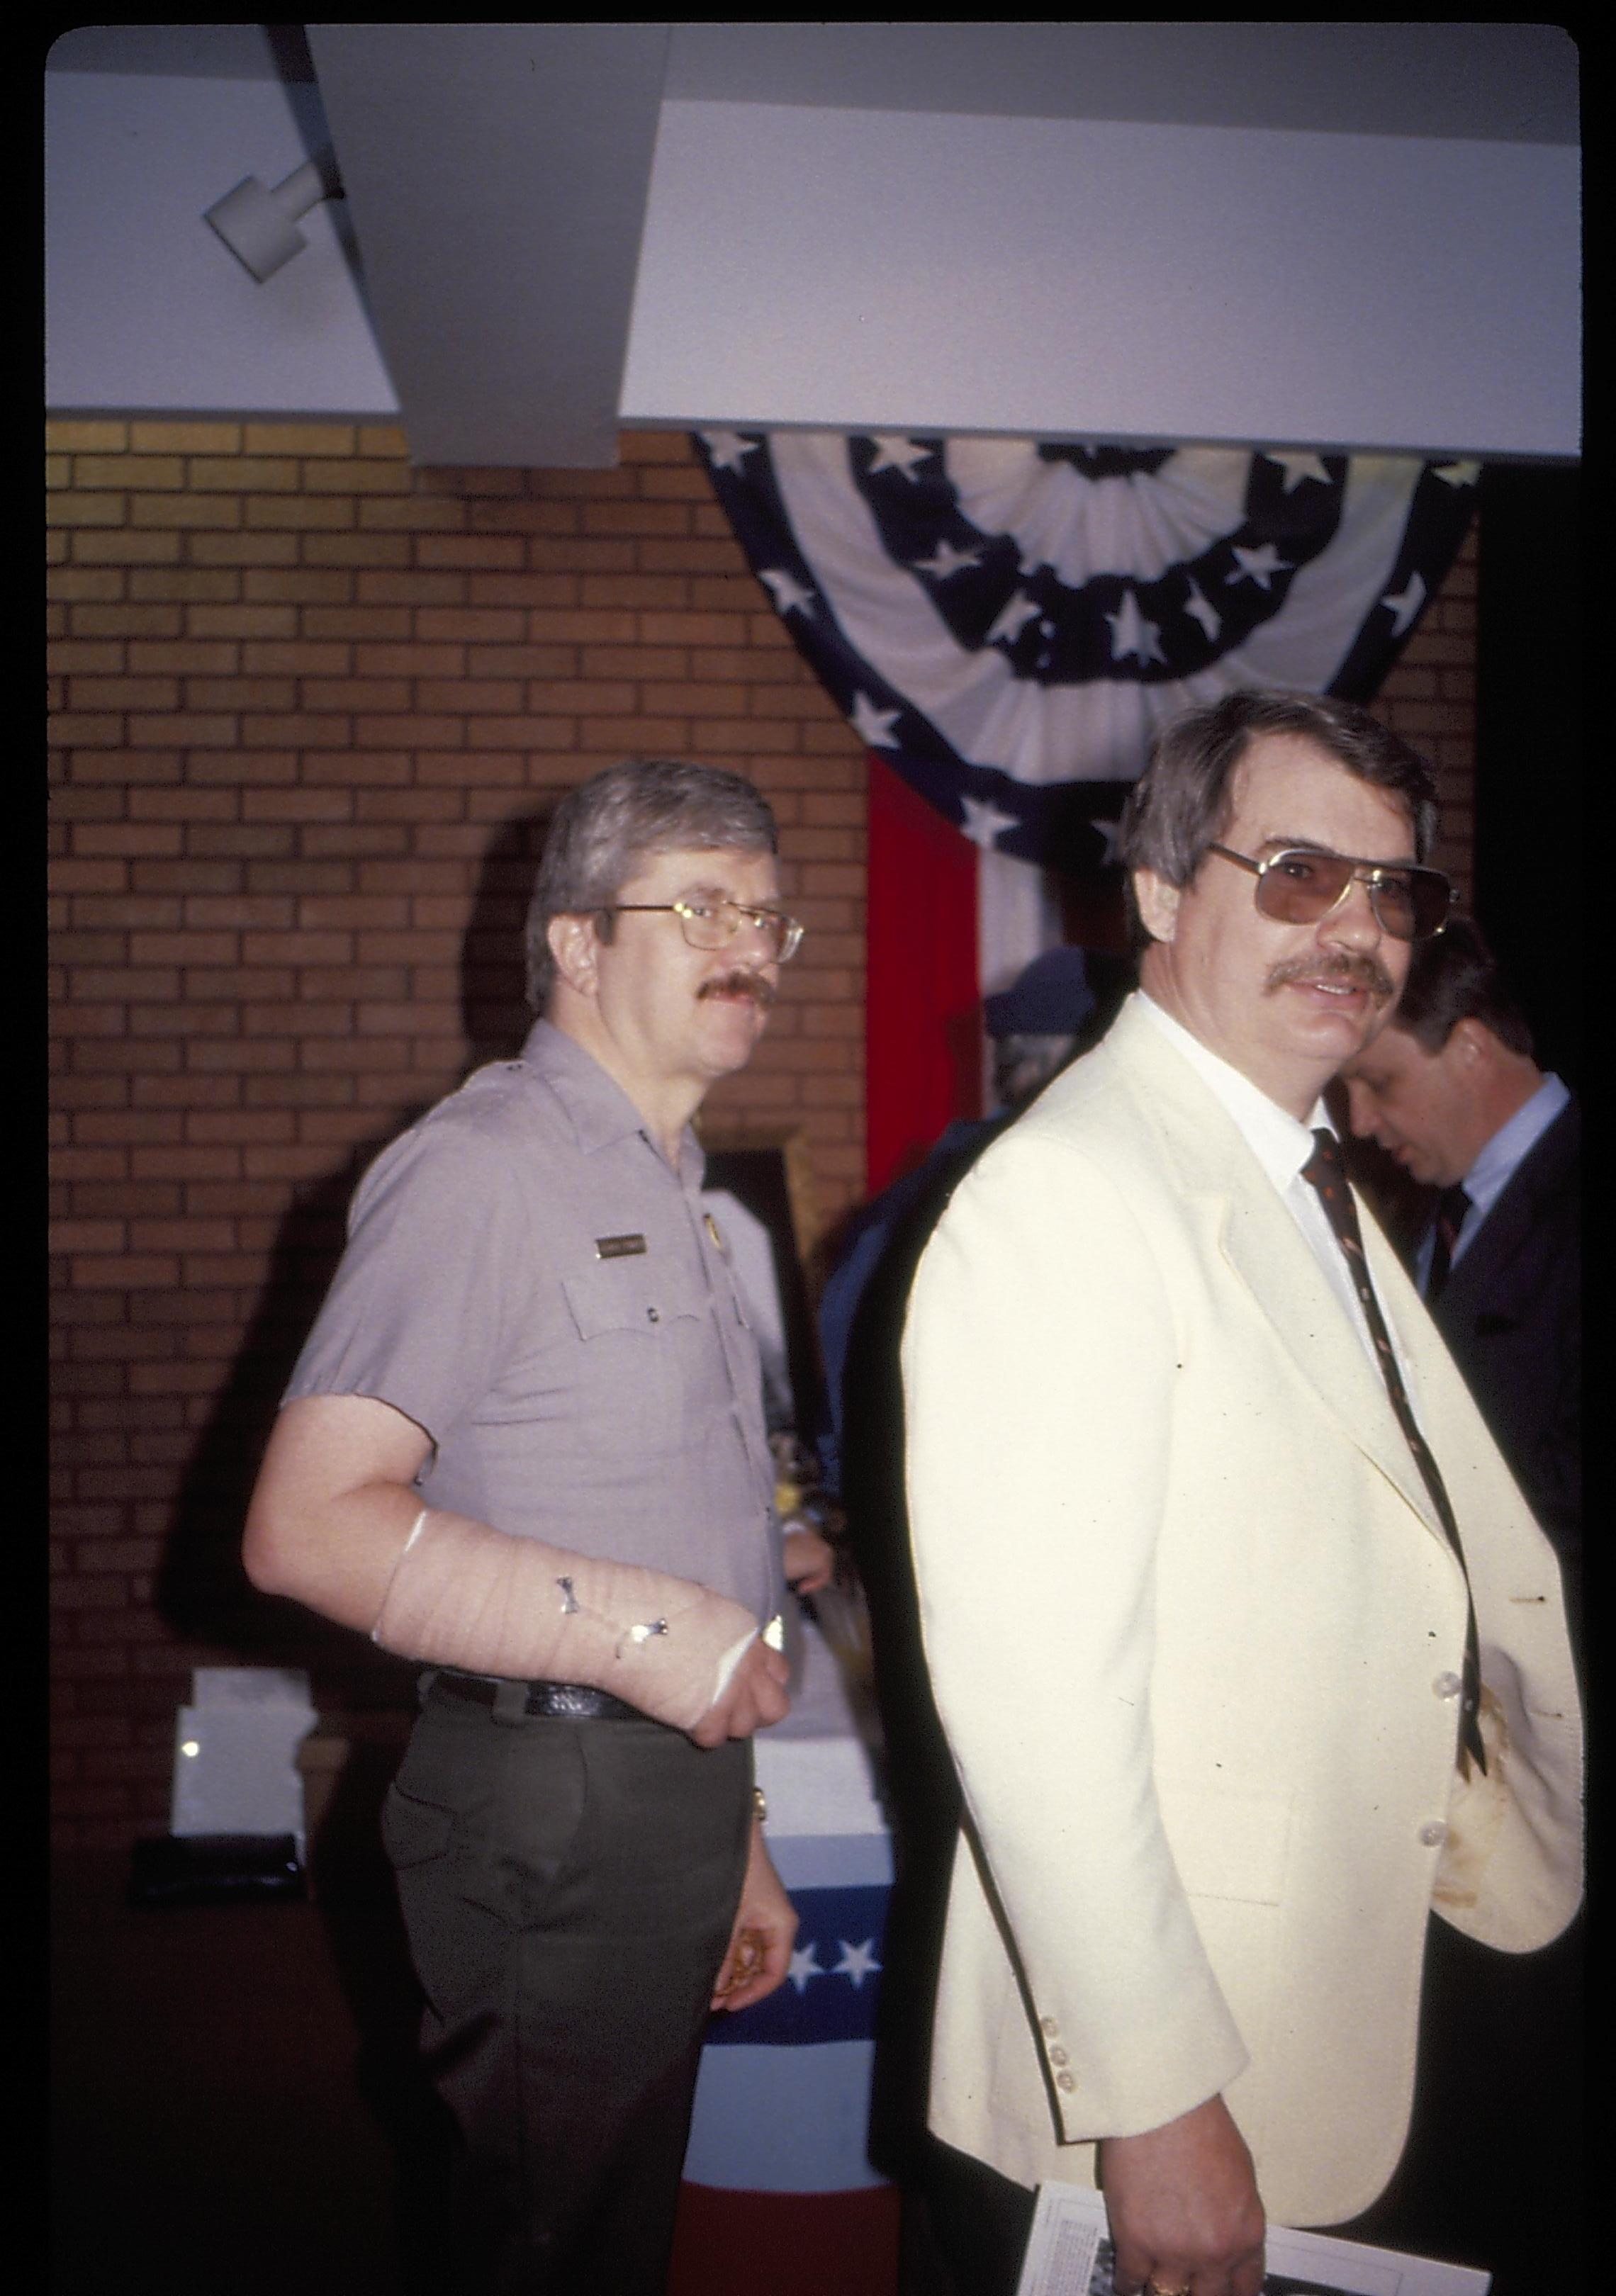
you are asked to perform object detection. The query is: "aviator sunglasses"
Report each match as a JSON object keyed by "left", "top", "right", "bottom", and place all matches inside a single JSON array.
[{"left": 1206, "top": 844, "right": 1456, "bottom": 942}]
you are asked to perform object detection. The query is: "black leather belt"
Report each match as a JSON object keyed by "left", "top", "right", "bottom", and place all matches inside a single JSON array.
[{"left": 430, "top": 1672, "right": 647, "bottom": 1722}]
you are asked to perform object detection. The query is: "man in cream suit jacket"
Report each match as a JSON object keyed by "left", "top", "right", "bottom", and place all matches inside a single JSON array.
[{"left": 902, "top": 691, "right": 1582, "bottom": 2296}]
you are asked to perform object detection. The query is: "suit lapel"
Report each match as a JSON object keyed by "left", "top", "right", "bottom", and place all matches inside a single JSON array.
[
  {"left": 1109, "top": 1003, "right": 1445, "bottom": 1537},
  {"left": 1437, "top": 1099, "right": 1578, "bottom": 1327}
]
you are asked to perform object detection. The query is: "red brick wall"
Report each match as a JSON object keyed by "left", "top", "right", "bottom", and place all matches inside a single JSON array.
[{"left": 48, "top": 420, "right": 1476, "bottom": 1847}]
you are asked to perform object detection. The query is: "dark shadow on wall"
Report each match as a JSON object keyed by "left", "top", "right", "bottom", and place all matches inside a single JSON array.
[
  {"left": 155, "top": 800, "right": 561, "bottom": 1679},
  {"left": 149, "top": 802, "right": 563, "bottom": 2286}
]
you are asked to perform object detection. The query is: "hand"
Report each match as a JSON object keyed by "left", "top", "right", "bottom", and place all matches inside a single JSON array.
[
  {"left": 688, "top": 1636, "right": 790, "bottom": 1749},
  {"left": 711, "top": 1821, "right": 797, "bottom": 2012},
  {"left": 1099, "top": 2095, "right": 1265, "bottom": 2296},
  {"left": 782, "top": 1525, "right": 836, "bottom": 1594}
]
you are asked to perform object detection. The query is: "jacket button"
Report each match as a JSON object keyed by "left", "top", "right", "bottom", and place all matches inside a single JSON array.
[
  {"left": 1040, "top": 2016, "right": 1059, "bottom": 2037},
  {"left": 1432, "top": 1672, "right": 1462, "bottom": 1699},
  {"left": 1419, "top": 1821, "right": 1448, "bottom": 1847},
  {"left": 1048, "top": 2046, "right": 1069, "bottom": 2067},
  {"left": 1056, "top": 2071, "right": 1076, "bottom": 2093}
]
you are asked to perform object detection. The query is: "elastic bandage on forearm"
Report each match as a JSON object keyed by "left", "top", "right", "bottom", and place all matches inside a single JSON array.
[{"left": 370, "top": 1507, "right": 757, "bottom": 1731}]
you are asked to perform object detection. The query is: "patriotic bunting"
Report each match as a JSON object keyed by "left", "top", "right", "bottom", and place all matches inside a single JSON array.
[{"left": 697, "top": 430, "right": 1478, "bottom": 872}]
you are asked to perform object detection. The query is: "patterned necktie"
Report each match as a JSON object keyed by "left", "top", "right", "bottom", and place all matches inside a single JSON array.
[
  {"left": 1302, "top": 1130, "right": 1486, "bottom": 1776},
  {"left": 1425, "top": 1183, "right": 1472, "bottom": 1304}
]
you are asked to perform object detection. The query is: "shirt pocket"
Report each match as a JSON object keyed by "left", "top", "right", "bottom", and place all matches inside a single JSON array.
[{"left": 560, "top": 1259, "right": 709, "bottom": 1453}]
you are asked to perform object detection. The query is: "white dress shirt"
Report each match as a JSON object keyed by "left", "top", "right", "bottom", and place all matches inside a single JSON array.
[{"left": 1135, "top": 991, "right": 1403, "bottom": 1380}]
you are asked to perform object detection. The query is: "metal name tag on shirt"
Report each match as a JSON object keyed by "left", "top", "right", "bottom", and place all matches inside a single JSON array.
[{"left": 594, "top": 1233, "right": 647, "bottom": 1259}]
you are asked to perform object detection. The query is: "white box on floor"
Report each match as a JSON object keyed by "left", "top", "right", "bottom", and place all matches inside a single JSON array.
[{"left": 170, "top": 1667, "right": 318, "bottom": 1857}]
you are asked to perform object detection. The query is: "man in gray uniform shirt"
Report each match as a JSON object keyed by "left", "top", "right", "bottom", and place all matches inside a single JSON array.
[{"left": 244, "top": 758, "right": 831, "bottom": 2295}]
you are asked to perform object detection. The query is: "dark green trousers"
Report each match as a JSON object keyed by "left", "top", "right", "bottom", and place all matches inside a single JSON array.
[{"left": 382, "top": 1678, "right": 752, "bottom": 2295}]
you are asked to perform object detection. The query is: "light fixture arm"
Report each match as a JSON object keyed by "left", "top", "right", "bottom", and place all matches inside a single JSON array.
[{"left": 203, "top": 145, "right": 345, "bottom": 284}]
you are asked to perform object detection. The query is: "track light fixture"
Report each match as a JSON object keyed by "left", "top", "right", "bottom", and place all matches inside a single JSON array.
[{"left": 204, "top": 148, "right": 344, "bottom": 283}]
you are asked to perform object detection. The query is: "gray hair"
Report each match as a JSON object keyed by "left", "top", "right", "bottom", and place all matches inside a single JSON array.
[
  {"left": 1118, "top": 691, "right": 1439, "bottom": 924},
  {"left": 524, "top": 758, "right": 779, "bottom": 1006}
]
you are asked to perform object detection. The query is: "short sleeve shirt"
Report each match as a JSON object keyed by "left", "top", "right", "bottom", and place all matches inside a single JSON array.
[{"left": 286, "top": 1019, "right": 783, "bottom": 1626}]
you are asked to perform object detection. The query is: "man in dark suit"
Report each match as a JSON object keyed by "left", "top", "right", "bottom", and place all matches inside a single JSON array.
[
  {"left": 1339, "top": 915, "right": 1583, "bottom": 2291},
  {"left": 1342, "top": 917, "right": 1580, "bottom": 1620}
]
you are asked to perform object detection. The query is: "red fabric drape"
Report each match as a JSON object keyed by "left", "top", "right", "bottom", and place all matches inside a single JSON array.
[{"left": 865, "top": 753, "right": 981, "bottom": 1195}]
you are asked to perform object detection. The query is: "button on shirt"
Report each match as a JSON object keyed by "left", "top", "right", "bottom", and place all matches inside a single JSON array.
[{"left": 286, "top": 1018, "right": 783, "bottom": 1628}]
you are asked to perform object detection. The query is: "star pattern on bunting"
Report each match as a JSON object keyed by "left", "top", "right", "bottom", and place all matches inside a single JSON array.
[
  {"left": 867, "top": 436, "right": 934, "bottom": 480},
  {"left": 1264, "top": 451, "right": 1334, "bottom": 492},
  {"left": 914, "top": 537, "right": 982, "bottom": 580},
  {"left": 987, "top": 591, "right": 1040, "bottom": 647},
  {"left": 759, "top": 566, "right": 817, "bottom": 617},
  {"left": 787, "top": 1942, "right": 824, "bottom": 1993},
  {"left": 1182, "top": 579, "right": 1222, "bottom": 641},
  {"left": 960, "top": 796, "right": 1019, "bottom": 850},
  {"left": 1106, "top": 590, "right": 1167, "bottom": 665},
  {"left": 1227, "top": 542, "right": 1291, "bottom": 590},
  {"left": 693, "top": 428, "right": 1481, "bottom": 873},
  {"left": 831, "top": 1939, "right": 883, "bottom": 1988},
  {"left": 851, "top": 692, "right": 902, "bottom": 748},
  {"left": 1381, "top": 570, "right": 1427, "bottom": 636},
  {"left": 699, "top": 430, "right": 758, "bottom": 473}
]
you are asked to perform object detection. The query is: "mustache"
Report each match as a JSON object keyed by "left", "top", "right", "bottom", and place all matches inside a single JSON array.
[
  {"left": 697, "top": 969, "right": 777, "bottom": 1008},
  {"left": 1264, "top": 949, "right": 1398, "bottom": 1003}
]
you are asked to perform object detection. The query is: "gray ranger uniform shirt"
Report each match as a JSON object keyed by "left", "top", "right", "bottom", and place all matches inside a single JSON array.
[{"left": 287, "top": 1018, "right": 785, "bottom": 1630}]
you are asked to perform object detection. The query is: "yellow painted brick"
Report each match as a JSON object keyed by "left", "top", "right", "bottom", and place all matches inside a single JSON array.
[
  {"left": 134, "top": 502, "right": 246, "bottom": 541},
  {"left": 303, "top": 458, "right": 413, "bottom": 495},
  {"left": 617, "top": 430, "right": 697, "bottom": 465},
  {"left": 636, "top": 467, "right": 714, "bottom": 501},
  {"left": 47, "top": 495, "right": 128, "bottom": 529},
  {"left": 131, "top": 421, "right": 242, "bottom": 454},
  {"left": 301, "top": 534, "right": 413, "bottom": 568},
  {"left": 189, "top": 531, "right": 298, "bottom": 566},
  {"left": 422, "top": 466, "right": 528, "bottom": 498},
  {"left": 244, "top": 493, "right": 357, "bottom": 530},
  {"left": 130, "top": 571, "right": 239, "bottom": 604},
  {"left": 190, "top": 456, "right": 299, "bottom": 493},
  {"left": 242, "top": 569, "right": 354, "bottom": 604},
  {"left": 573, "top": 717, "right": 691, "bottom": 753},
  {"left": 71, "top": 532, "right": 182, "bottom": 565},
  {"left": 74, "top": 456, "right": 186, "bottom": 491},
  {"left": 49, "top": 569, "right": 127, "bottom": 602},
  {"left": 49, "top": 642, "right": 125, "bottom": 675},
  {"left": 47, "top": 420, "right": 130, "bottom": 454},
  {"left": 69, "top": 677, "right": 181, "bottom": 711},
  {"left": 582, "top": 502, "right": 692, "bottom": 537},
  {"left": 185, "top": 607, "right": 297, "bottom": 638},
  {"left": 525, "top": 467, "right": 636, "bottom": 500},
  {"left": 466, "top": 500, "right": 581, "bottom": 535},
  {"left": 415, "top": 535, "right": 526, "bottom": 570},
  {"left": 357, "top": 425, "right": 411, "bottom": 458},
  {"left": 240, "top": 642, "right": 352, "bottom": 674},
  {"left": 356, "top": 496, "right": 470, "bottom": 531},
  {"left": 242, "top": 422, "right": 357, "bottom": 457}
]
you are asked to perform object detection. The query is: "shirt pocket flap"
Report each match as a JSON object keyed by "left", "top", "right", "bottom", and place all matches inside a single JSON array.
[
  {"left": 561, "top": 1261, "right": 702, "bottom": 1339},
  {"left": 1157, "top": 1784, "right": 1293, "bottom": 1906}
]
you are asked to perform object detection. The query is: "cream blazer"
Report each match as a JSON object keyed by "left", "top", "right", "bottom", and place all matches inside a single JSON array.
[{"left": 901, "top": 997, "right": 1582, "bottom": 2228}]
